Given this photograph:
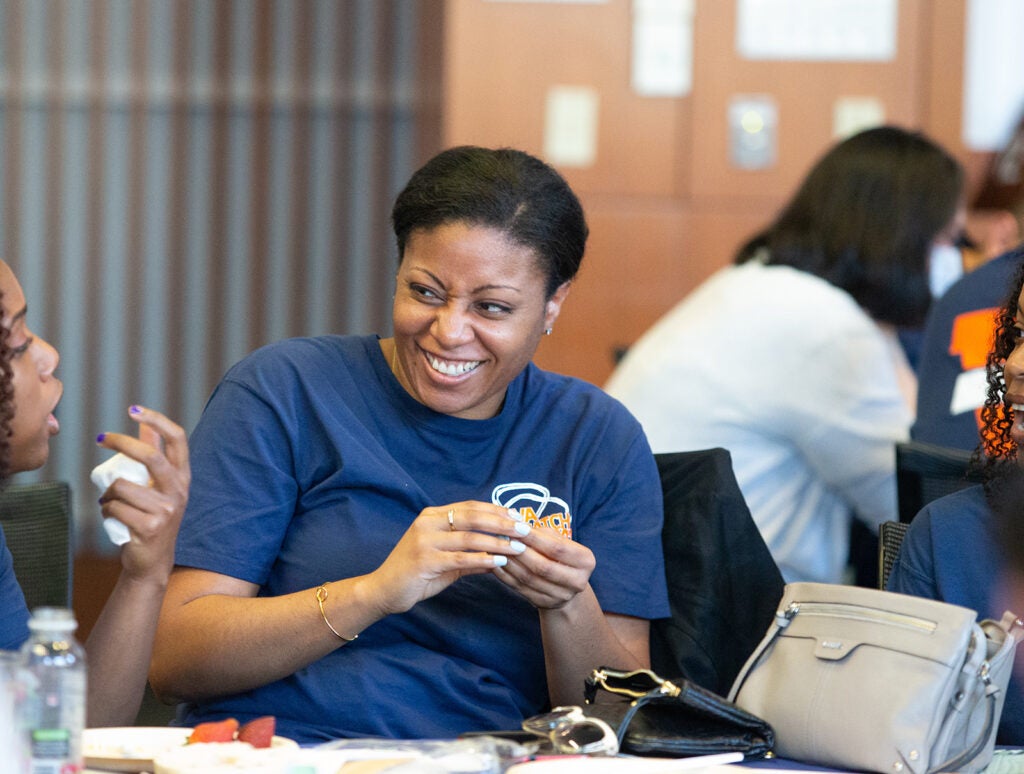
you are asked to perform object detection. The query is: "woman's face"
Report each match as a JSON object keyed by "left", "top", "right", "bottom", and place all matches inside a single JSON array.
[
  {"left": 391, "top": 221, "right": 570, "bottom": 419},
  {"left": 1004, "top": 283, "right": 1024, "bottom": 450},
  {"left": 0, "top": 261, "right": 62, "bottom": 473}
]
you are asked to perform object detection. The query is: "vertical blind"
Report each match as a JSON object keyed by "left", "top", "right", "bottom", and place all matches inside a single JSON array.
[{"left": 0, "top": 0, "right": 443, "bottom": 550}]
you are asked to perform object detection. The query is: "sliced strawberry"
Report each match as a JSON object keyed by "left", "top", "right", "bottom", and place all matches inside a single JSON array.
[
  {"left": 237, "top": 716, "right": 276, "bottom": 749},
  {"left": 187, "top": 718, "right": 239, "bottom": 744}
]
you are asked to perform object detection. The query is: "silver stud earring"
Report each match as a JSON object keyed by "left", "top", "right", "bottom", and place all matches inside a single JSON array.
[{"left": 544, "top": 328, "right": 553, "bottom": 336}]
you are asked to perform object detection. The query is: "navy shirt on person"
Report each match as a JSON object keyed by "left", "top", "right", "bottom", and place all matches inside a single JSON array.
[
  {"left": 913, "top": 248, "right": 1024, "bottom": 451},
  {"left": 0, "top": 526, "right": 30, "bottom": 650},
  {"left": 887, "top": 485, "right": 1024, "bottom": 744},
  {"left": 174, "top": 334, "right": 670, "bottom": 744}
]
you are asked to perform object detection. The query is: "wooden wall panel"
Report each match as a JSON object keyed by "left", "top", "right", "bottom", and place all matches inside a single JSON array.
[
  {"left": 924, "top": 0, "right": 991, "bottom": 198},
  {"left": 444, "top": 0, "right": 689, "bottom": 198},
  {"left": 443, "top": 0, "right": 988, "bottom": 387},
  {"left": 532, "top": 206, "right": 693, "bottom": 382},
  {"left": 688, "top": 0, "right": 927, "bottom": 203}
]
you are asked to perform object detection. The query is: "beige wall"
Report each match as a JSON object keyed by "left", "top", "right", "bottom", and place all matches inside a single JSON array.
[{"left": 443, "top": 0, "right": 996, "bottom": 387}]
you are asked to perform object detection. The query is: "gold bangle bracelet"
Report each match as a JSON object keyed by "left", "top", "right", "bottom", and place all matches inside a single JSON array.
[{"left": 315, "top": 584, "right": 358, "bottom": 642}]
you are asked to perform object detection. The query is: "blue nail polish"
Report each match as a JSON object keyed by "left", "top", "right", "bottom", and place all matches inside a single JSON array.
[
  {"left": 493, "top": 555, "right": 508, "bottom": 567},
  {"left": 96, "top": 433, "right": 106, "bottom": 443},
  {"left": 514, "top": 521, "right": 531, "bottom": 536},
  {"left": 509, "top": 540, "right": 526, "bottom": 554}
]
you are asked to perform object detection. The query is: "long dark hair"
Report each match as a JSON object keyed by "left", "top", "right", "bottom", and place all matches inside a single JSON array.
[
  {"left": 981, "top": 250, "right": 1024, "bottom": 577},
  {"left": 736, "top": 126, "right": 963, "bottom": 328},
  {"left": 0, "top": 288, "right": 15, "bottom": 482},
  {"left": 391, "top": 146, "right": 588, "bottom": 299},
  {"left": 979, "top": 249, "right": 1024, "bottom": 485}
]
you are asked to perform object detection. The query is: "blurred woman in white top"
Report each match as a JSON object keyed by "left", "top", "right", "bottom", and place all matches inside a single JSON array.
[{"left": 606, "top": 126, "right": 965, "bottom": 583}]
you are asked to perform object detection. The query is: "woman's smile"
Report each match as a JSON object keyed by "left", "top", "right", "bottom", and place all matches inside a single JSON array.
[{"left": 424, "top": 350, "right": 483, "bottom": 378}]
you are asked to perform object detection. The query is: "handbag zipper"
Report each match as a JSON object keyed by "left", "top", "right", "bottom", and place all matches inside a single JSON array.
[{"left": 782, "top": 601, "right": 938, "bottom": 633}]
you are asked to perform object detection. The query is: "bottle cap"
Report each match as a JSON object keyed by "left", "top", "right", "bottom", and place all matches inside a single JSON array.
[{"left": 27, "top": 607, "right": 77, "bottom": 632}]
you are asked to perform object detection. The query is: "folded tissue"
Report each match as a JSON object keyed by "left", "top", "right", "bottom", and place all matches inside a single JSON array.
[{"left": 90, "top": 453, "right": 150, "bottom": 545}]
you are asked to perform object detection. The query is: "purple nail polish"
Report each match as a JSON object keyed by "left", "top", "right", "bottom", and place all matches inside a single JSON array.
[
  {"left": 129, "top": 405, "right": 142, "bottom": 414},
  {"left": 96, "top": 433, "right": 106, "bottom": 443}
]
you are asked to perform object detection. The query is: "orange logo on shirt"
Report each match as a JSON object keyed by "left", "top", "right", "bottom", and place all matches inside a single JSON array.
[
  {"left": 949, "top": 306, "right": 999, "bottom": 433},
  {"left": 515, "top": 505, "right": 572, "bottom": 539},
  {"left": 491, "top": 483, "right": 573, "bottom": 539}
]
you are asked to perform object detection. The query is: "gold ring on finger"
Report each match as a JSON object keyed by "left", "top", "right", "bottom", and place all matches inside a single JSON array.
[{"left": 447, "top": 508, "right": 456, "bottom": 532}]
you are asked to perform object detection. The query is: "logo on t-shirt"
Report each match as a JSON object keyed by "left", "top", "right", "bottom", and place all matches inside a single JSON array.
[
  {"left": 491, "top": 482, "right": 572, "bottom": 538},
  {"left": 948, "top": 306, "right": 1000, "bottom": 429}
]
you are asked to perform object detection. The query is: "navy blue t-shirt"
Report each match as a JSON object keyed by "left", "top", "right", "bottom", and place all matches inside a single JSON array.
[
  {"left": 174, "top": 335, "right": 669, "bottom": 743},
  {"left": 887, "top": 485, "right": 1024, "bottom": 744},
  {"left": 913, "top": 249, "right": 1024, "bottom": 451},
  {"left": 0, "top": 524, "right": 30, "bottom": 650}
]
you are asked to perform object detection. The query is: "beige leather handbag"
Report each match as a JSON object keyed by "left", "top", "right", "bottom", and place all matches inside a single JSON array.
[{"left": 728, "top": 582, "right": 1020, "bottom": 774}]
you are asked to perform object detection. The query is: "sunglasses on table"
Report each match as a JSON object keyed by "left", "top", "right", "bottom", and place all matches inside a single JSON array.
[{"left": 521, "top": 705, "right": 620, "bottom": 757}]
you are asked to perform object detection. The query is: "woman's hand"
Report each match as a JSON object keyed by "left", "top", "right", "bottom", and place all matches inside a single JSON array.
[
  {"left": 95, "top": 405, "right": 190, "bottom": 584},
  {"left": 367, "top": 500, "right": 531, "bottom": 616},
  {"left": 493, "top": 522, "right": 596, "bottom": 609}
]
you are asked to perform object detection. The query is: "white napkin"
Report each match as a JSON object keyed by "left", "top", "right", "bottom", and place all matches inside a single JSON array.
[{"left": 90, "top": 453, "right": 150, "bottom": 546}]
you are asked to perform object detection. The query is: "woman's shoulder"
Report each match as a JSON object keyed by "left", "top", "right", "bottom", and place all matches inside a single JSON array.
[
  {"left": 226, "top": 334, "right": 373, "bottom": 376},
  {"left": 526, "top": 364, "right": 620, "bottom": 405},
  {"left": 676, "top": 262, "right": 868, "bottom": 330},
  {"left": 522, "top": 365, "right": 645, "bottom": 435},
  {"left": 751, "top": 261, "right": 865, "bottom": 311},
  {"left": 908, "top": 484, "right": 991, "bottom": 540}
]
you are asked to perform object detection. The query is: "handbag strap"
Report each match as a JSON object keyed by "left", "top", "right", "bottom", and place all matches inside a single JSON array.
[
  {"left": 728, "top": 603, "right": 795, "bottom": 701},
  {"left": 927, "top": 674, "right": 998, "bottom": 773},
  {"left": 930, "top": 612, "right": 1023, "bottom": 773},
  {"left": 584, "top": 668, "right": 671, "bottom": 748}
]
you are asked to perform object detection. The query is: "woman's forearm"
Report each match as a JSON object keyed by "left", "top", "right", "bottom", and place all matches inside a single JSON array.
[
  {"left": 149, "top": 570, "right": 382, "bottom": 703},
  {"left": 538, "top": 587, "right": 650, "bottom": 706},
  {"left": 85, "top": 573, "right": 168, "bottom": 727}
]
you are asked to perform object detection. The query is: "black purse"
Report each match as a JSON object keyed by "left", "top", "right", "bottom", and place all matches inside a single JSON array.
[{"left": 582, "top": 667, "right": 774, "bottom": 759}]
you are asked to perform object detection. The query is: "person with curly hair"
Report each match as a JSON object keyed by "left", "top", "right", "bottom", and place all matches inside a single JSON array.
[
  {"left": 607, "top": 126, "right": 965, "bottom": 585},
  {"left": 887, "top": 254, "right": 1024, "bottom": 744},
  {"left": 0, "top": 258, "right": 191, "bottom": 728}
]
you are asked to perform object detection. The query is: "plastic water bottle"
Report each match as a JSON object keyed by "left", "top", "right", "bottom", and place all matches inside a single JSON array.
[
  {"left": 1, "top": 650, "right": 29, "bottom": 773},
  {"left": 18, "top": 608, "right": 86, "bottom": 774}
]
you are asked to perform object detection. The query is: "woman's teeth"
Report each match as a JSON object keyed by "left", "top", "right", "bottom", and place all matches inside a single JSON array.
[{"left": 428, "top": 354, "right": 481, "bottom": 376}]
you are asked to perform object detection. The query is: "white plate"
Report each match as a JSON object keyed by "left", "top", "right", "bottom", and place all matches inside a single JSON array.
[
  {"left": 506, "top": 753, "right": 745, "bottom": 774},
  {"left": 83, "top": 726, "right": 297, "bottom": 772}
]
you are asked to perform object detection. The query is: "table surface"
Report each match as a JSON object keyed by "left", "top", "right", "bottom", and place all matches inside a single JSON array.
[{"left": 80, "top": 736, "right": 1024, "bottom": 774}]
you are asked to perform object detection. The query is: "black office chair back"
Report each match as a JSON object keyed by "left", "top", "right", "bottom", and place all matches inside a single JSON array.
[
  {"left": 896, "top": 440, "right": 981, "bottom": 523},
  {"left": 0, "top": 481, "right": 73, "bottom": 610},
  {"left": 650, "top": 449, "right": 784, "bottom": 696},
  {"left": 877, "top": 520, "right": 910, "bottom": 589}
]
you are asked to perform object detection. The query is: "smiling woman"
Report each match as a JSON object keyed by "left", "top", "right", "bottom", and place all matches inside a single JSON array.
[{"left": 150, "top": 146, "right": 670, "bottom": 745}]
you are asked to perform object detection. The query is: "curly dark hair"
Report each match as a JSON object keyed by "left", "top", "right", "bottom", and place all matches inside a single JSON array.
[
  {"left": 978, "top": 248, "right": 1024, "bottom": 486},
  {"left": 0, "top": 287, "right": 15, "bottom": 482}
]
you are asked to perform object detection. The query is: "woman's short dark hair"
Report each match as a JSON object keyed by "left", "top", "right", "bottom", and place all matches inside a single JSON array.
[
  {"left": 735, "top": 126, "right": 964, "bottom": 327},
  {"left": 391, "top": 146, "right": 588, "bottom": 298}
]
